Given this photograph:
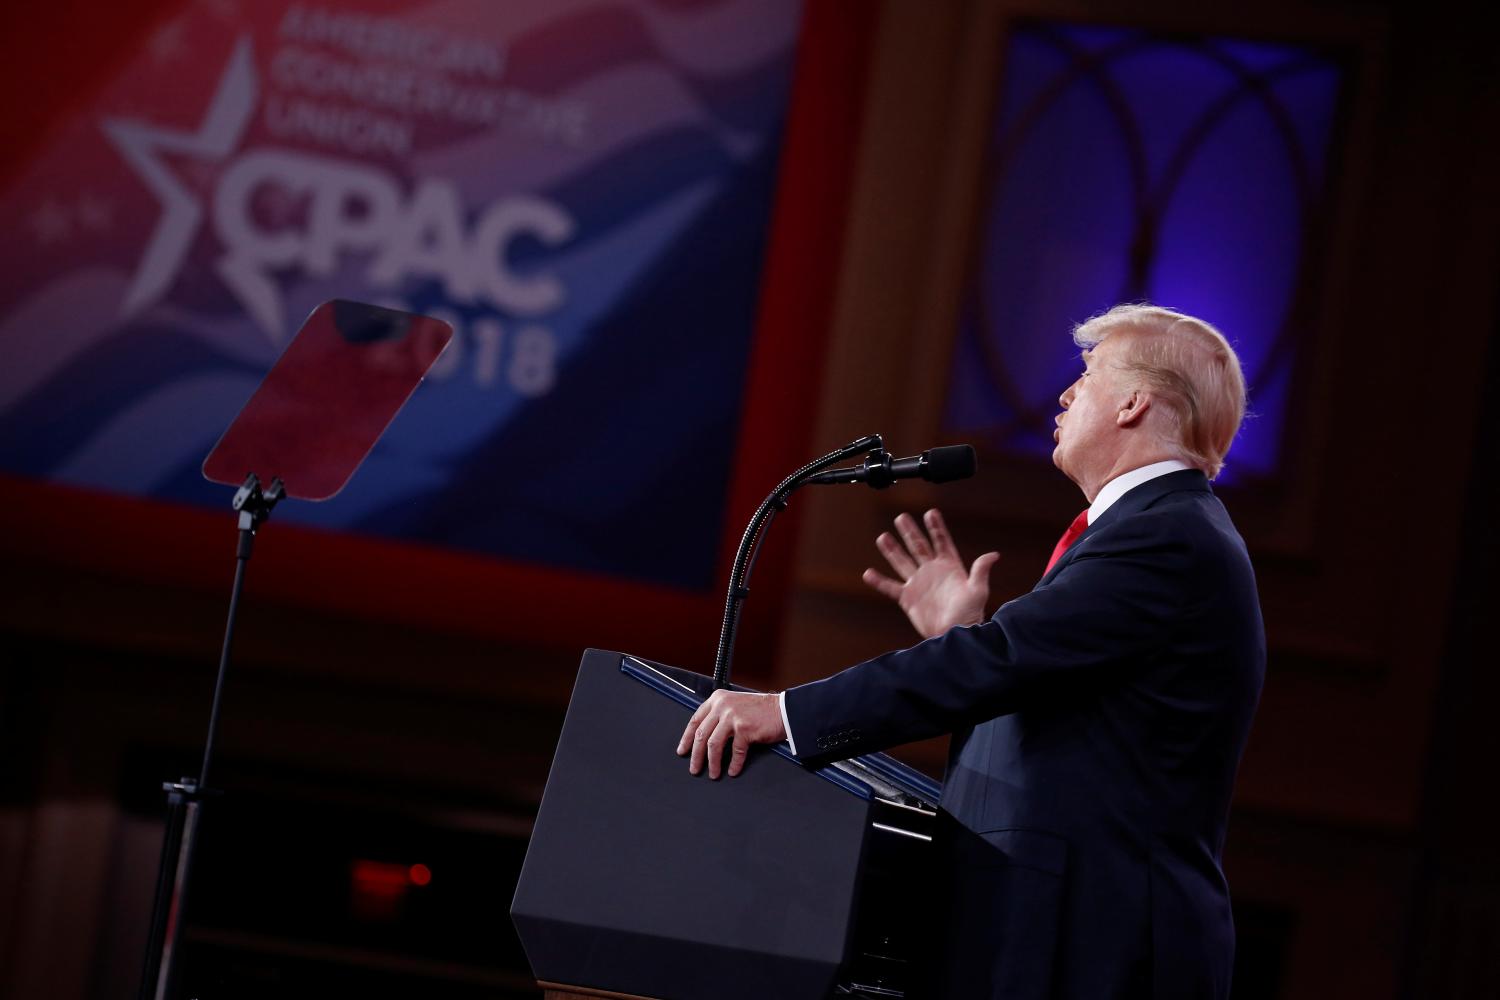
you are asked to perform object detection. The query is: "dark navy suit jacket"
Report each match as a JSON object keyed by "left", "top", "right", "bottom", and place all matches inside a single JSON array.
[{"left": 783, "top": 470, "right": 1265, "bottom": 999}]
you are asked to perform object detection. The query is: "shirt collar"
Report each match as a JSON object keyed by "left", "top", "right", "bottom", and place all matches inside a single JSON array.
[{"left": 1087, "top": 459, "right": 1193, "bottom": 524}]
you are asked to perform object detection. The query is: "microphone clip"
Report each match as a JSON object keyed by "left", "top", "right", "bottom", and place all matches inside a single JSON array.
[{"left": 857, "top": 449, "right": 898, "bottom": 489}]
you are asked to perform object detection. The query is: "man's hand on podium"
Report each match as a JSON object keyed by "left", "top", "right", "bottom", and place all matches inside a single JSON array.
[{"left": 677, "top": 691, "right": 786, "bottom": 779}]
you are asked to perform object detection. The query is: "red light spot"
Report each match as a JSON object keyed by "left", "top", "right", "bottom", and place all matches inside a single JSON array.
[
  {"left": 350, "top": 859, "right": 409, "bottom": 922},
  {"left": 408, "top": 863, "right": 432, "bottom": 886},
  {"left": 351, "top": 859, "right": 408, "bottom": 889}
]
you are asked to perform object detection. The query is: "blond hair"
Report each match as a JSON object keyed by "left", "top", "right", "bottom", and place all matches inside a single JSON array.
[{"left": 1072, "top": 304, "right": 1247, "bottom": 479}]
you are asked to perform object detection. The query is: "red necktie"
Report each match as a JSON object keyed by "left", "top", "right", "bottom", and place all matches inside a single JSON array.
[{"left": 1044, "top": 509, "right": 1090, "bottom": 574}]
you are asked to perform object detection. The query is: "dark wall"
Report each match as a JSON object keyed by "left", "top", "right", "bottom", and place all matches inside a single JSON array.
[{"left": 1406, "top": 298, "right": 1500, "bottom": 998}]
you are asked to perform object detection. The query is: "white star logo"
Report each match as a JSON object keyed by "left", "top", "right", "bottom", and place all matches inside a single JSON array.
[{"left": 103, "top": 37, "right": 258, "bottom": 319}]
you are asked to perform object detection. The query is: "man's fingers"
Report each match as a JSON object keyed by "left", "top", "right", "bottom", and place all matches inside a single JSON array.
[
  {"left": 970, "top": 551, "right": 1001, "bottom": 588},
  {"left": 894, "top": 513, "right": 933, "bottom": 560},
  {"left": 727, "top": 733, "right": 750, "bottom": 778},
  {"left": 924, "top": 509, "right": 960, "bottom": 560},
  {"left": 863, "top": 567, "right": 904, "bottom": 601},
  {"left": 688, "top": 718, "right": 711, "bottom": 774},
  {"left": 682, "top": 692, "right": 780, "bottom": 778},
  {"left": 705, "top": 717, "right": 733, "bottom": 780},
  {"left": 677, "top": 698, "right": 714, "bottom": 755},
  {"left": 875, "top": 532, "right": 918, "bottom": 580},
  {"left": 687, "top": 695, "right": 722, "bottom": 774}
]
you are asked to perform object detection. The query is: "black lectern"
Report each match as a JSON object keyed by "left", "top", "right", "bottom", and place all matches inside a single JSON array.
[{"left": 511, "top": 650, "right": 941, "bottom": 1000}]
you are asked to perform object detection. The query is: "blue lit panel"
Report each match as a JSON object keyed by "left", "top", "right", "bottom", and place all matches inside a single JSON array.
[{"left": 944, "top": 23, "right": 1348, "bottom": 481}]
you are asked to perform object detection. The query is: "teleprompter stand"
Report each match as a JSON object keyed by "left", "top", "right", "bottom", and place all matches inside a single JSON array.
[
  {"left": 136, "top": 300, "right": 453, "bottom": 1000},
  {"left": 137, "top": 473, "right": 282, "bottom": 1000}
]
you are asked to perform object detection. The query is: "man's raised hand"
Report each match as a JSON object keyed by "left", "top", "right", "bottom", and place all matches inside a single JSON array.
[
  {"left": 863, "top": 508, "right": 999, "bottom": 639},
  {"left": 676, "top": 690, "right": 786, "bottom": 779}
]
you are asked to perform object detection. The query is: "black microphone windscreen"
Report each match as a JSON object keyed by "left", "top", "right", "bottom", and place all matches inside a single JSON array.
[{"left": 923, "top": 445, "right": 977, "bottom": 483}]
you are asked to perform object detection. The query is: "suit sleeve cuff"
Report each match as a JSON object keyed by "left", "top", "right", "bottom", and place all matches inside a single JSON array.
[{"left": 778, "top": 690, "right": 798, "bottom": 756}]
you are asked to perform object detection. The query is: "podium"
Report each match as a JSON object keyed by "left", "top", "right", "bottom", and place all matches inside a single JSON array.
[{"left": 511, "top": 650, "right": 942, "bottom": 1000}]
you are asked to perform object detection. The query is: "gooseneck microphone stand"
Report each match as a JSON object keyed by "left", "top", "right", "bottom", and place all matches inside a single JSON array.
[
  {"left": 138, "top": 472, "right": 284, "bottom": 1000},
  {"left": 711, "top": 434, "right": 886, "bottom": 690}
]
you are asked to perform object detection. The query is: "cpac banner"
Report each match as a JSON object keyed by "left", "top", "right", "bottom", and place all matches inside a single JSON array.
[{"left": 0, "top": 0, "right": 802, "bottom": 592}]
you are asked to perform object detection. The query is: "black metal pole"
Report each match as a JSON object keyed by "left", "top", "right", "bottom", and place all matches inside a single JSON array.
[
  {"left": 155, "top": 798, "right": 205, "bottom": 1000},
  {"left": 137, "top": 474, "right": 282, "bottom": 1000},
  {"left": 198, "top": 524, "right": 254, "bottom": 791},
  {"left": 137, "top": 782, "right": 190, "bottom": 1000}
]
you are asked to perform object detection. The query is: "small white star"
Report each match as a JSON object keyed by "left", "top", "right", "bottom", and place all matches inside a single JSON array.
[{"left": 31, "top": 200, "right": 73, "bottom": 244}]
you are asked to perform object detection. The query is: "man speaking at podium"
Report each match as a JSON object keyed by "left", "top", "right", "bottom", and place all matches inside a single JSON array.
[{"left": 678, "top": 304, "right": 1265, "bottom": 1000}]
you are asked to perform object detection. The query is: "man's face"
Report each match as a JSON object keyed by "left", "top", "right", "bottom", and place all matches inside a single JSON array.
[{"left": 1052, "top": 336, "right": 1130, "bottom": 486}]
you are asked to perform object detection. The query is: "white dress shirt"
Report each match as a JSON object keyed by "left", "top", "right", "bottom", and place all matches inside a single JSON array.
[{"left": 1085, "top": 458, "right": 1192, "bottom": 524}]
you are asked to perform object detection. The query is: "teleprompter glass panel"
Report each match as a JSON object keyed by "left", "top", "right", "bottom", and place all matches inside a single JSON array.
[{"left": 203, "top": 300, "right": 453, "bottom": 501}]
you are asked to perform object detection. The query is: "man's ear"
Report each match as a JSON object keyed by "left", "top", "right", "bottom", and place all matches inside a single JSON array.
[{"left": 1117, "top": 390, "right": 1151, "bottom": 427}]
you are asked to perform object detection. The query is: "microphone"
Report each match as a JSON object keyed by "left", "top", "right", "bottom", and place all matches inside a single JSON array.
[{"left": 804, "top": 444, "right": 976, "bottom": 489}]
